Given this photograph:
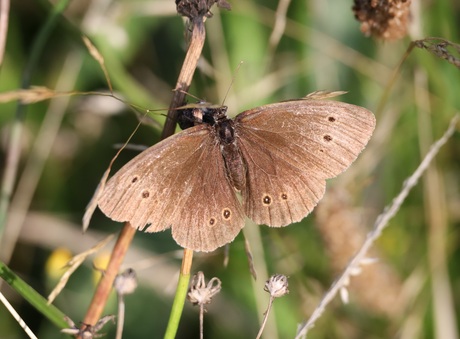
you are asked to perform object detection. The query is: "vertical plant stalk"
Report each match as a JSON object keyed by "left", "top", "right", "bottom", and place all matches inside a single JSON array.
[
  {"left": 161, "top": 19, "right": 206, "bottom": 139},
  {"left": 82, "top": 7, "right": 207, "bottom": 333},
  {"left": 0, "top": 0, "right": 10, "bottom": 66},
  {"left": 414, "top": 70, "right": 458, "bottom": 339},
  {"left": 164, "top": 249, "right": 194, "bottom": 339}
]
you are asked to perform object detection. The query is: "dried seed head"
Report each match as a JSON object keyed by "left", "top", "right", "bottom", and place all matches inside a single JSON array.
[
  {"left": 176, "top": 0, "right": 231, "bottom": 20},
  {"left": 113, "top": 268, "right": 137, "bottom": 296},
  {"left": 264, "top": 274, "right": 289, "bottom": 298},
  {"left": 353, "top": 0, "right": 412, "bottom": 41},
  {"left": 187, "top": 271, "right": 221, "bottom": 306}
]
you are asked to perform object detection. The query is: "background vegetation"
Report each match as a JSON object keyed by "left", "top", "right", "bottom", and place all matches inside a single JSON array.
[{"left": 1, "top": 0, "right": 459, "bottom": 338}]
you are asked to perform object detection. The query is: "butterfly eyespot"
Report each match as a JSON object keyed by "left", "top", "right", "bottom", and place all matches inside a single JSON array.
[
  {"left": 142, "top": 190, "right": 150, "bottom": 198},
  {"left": 209, "top": 218, "right": 216, "bottom": 226},
  {"left": 323, "top": 135, "right": 333, "bottom": 142},
  {"left": 328, "top": 116, "right": 336, "bottom": 122},
  {"left": 131, "top": 176, "right": 138, "bottom": 183},
  {"left": 222, "top": 209, "right": 231, "bottom": 220},
  {"left": 262, "top": 195, "right": 272, "bottom": 206},
  {"left": 281, "top": 193, "right": 288, "bottom": 200}
]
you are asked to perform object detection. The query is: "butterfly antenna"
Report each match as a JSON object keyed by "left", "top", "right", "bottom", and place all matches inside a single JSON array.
[
  {"left": 173, "top": 88, "right": 204, "bottom": 103},
  {"left": 221, "top": 61, "right": 244, "bottom": 106}
]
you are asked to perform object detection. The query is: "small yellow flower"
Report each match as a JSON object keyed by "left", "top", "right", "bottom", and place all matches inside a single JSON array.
[{"left": 45, "top": 247, "right": 72, "bottom": 280}]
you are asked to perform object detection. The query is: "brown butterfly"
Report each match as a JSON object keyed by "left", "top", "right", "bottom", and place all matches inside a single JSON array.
[{"left": 98, "top": 93, "right": 375, "bottom": 252}]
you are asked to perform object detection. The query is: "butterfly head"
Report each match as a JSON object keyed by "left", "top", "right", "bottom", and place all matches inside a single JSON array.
[{"left": 177, "top": 103, "right": 228, "bottom": 129}]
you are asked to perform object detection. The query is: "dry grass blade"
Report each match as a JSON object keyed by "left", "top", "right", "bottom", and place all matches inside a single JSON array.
[
  {"left": 47, "top": 234, "right": 115, "bottom": 304},
  {"left": 82, "top": 168, "right": 112, "bottom": 233},
  {"left": 0, "top": 291, "right": 38, "bottom": 339},
  {"left": 244, "top": 237, "right": 257, "bottom": 280},
  {"left": 268, "top": 0, "right": 291, "bottom": 51},
  {"left": 82, "top": 35, "right": 113, "bottom": 93},
  {"left": 82, "top": 116, "right": 146, "bottom": 232},
  {"left": 0, "top": 87, "right": 72, "bottom": 104}
]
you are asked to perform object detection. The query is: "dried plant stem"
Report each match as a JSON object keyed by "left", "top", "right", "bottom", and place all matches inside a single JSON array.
[
  {"left": 0, "top": 291, "right": 37, "bottom": 339},
  {"left": 199, "top": 304, "right": 204, "bottom": 339},
  {"left": 295, "top": 114, "right": 459, "bottom": 338},
  {"left": 375, "top": 40, "right": 416, "bottom": 115},
  {"left": 256, "top": 296, "right": 275, "bottom": 339},
  {"left": 181, "top": 248, "right": 194, "bottom": 276},
  {"left": 268, "top": 0, "right": 291, "bottom": 52},
  {"left": 115, "top": 294, "right": 125, "bottom": 339},
  {"left": 161, "top": 20, "right": 206, "bottom": 139},
  {"left": 82, "top": 225, "right": 136, "bottom": 326}
]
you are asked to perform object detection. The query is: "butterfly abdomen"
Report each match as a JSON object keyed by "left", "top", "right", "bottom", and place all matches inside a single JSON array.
[{"left": 216, "top": 119, "right": 246, "bottom": 192}]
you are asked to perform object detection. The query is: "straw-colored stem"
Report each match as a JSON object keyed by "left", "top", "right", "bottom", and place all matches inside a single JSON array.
[
  {"left": 199, "top": 303, "right": 204, "bottom": 339},
  {"left": 115, "top": 294, "right": 125, "bottom": 339},
  {"left": 256, "top": 297, "right": 274, "bottom": 339},
  {"left": 82, "top": 224, "right": 136, "bottom": 326}
]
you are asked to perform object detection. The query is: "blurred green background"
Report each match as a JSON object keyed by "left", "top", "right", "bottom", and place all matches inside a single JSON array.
[{"left": 1, "top": 0, "right": 460, "bottom": 338}]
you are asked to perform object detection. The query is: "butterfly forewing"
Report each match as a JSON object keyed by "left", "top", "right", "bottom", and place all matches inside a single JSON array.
[
  {"left": 234, "top": 99, "right": 375, "bottom": 227},
  {"left": 98, "top": 126, "right": 245, "bottom": 252}
]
